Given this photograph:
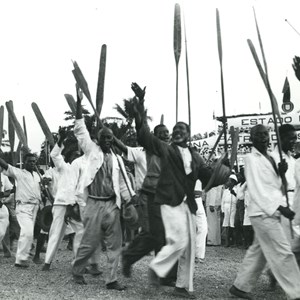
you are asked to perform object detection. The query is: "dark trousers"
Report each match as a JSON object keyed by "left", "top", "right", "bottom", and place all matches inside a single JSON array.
[
  {"left": 234, "top": 200, "right": 245, "bottom": 246},
  {"left": 123, "top": 191, "right": 177, "bottom": 281}
]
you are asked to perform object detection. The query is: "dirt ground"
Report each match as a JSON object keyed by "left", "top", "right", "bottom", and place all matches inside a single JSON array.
[{"left": 0, "top": 241, "right": 286, "bottom": 300}]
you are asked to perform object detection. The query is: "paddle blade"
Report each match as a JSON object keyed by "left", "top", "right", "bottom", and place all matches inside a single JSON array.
[
  {"left": 173, "top": 3, "right": 182, "bottom": 64},
  {"left": 96, "top": 44, "right": 107, "bottom": 116},
  {"left": 247, "top": 39, "right": 281, "bottom": 119},
  {"left": 216, "top": 8, "right": 222, "bottom": 64},
  {"left": 23, "top": 116, "right": 28, "bottom": 145},
  {"left": 31, "top": 102, "right": 55, "bottom": 147},
  {"left": 72, "top": 61, "right": 92, "bottom": 103},
  {"left": 160, "top": 114, "right": 164, "bottom": 125},
  {"left": 64, "top": 94, "right": 77, "bottom": 115},
  {"left": 6, "top": 101, "right": 27, "bottom": 147},
  {"left": 0, "top": 106, "right": 4, "bottom": 147},
  {"left": 282, "top": 77, "right": 291, "bottom": 103},
  {"left": 229, "top": 127, "right": 239, "bottom": 169},
  {"left": 8, "top": 101, "right": 15, "bottom": 152}
]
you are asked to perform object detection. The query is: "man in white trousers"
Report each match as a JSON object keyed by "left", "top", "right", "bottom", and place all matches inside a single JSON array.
[
  {"left": 0, "top": 153, "right": 41, "bottom": 268},
  {"left": 229, "top": 124, "right": 300, "bottom": 300}
]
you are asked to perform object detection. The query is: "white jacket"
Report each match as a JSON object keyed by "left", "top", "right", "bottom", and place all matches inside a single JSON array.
[{"left": 74, "top": 118, "right": 135, "bottom": 208}]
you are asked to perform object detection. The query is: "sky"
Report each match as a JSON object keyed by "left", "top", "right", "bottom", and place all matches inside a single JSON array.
[{"left": 0, "top": 0, "right": 300, "bottom": 152}]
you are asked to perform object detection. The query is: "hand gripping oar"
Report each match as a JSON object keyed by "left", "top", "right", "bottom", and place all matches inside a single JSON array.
[
  {"left": 96, "top": 44, "right": 107, "bottom": 117},
  {"left": 248, "top": 8, "right": 293, "bottom": 238},
  {"left": 173, "top": 3, "right": 182, "bottom": 123},
  {"left": 31, "top": 102, "right": 55, "bottom": 147},
  {"left": 6, "top": 101, "right": 27, "bottom": 147},
  {"left": 216, "top": 9, "right": 228, "bottom": 153},
  {"left": 64, "top": 94, "right": 77, "bottom": 115}
]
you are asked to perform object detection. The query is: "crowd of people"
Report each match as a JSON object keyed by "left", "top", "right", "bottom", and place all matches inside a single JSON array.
[{"left": 0, "top": 83, "right": 300, "bottom": 299}]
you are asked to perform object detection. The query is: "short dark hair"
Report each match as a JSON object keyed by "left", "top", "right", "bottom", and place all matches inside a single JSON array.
[
  {"left": 153, "top": 124, "right": 167, "bottom": 136},
  {"left": 173, "top": 122, "right": 190, "bottom": 133},
  {"left": 23, "top": 153, "right": 36, "bottom": 162},
  {"left": 279, "top": 124, "right": 296, "bottom": 138}
]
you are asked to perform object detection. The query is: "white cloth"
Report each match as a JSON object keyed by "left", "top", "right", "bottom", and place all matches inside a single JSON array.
[
  {"left": 271, "top": 147, "right": 296, "bottom": 206},
  {"left": 43, "top": 167, "right": 60, "bottom": 197},
  {"left": 3, "top": 165, "right": 41, "bottom": 205},
  {"left": 177, "top": 146, "right": 192, "bottom": 175},
  {"left": 74, "top": 118, "right": 135, "bottom": 207},
  {"left": 244, "top": 147, "right": 283, "bottom": 217},
  {"left": 0, "top": 205, "right": 9, "bottom": 244},
  {"left": 126, "top": 147, "right": 147, "bottom": 191},
  {"left": 221, "top": 187, "right": 237, "bottom": 227},
  {"left": 243, "top": 185, "right": 251, "bottom": 226},
  {"left": 0, "top": 173, "right": 13, "bottom": 192},
  {"left": 45, "top": 205, "right": 84, "bottom": 264},
  {"left": 195, "top": 197, "right": 207, "bottom": 259},
  {"left": 150, "top": 202, "right": 196, "bottom": 292},
  {"left": 294, "top": 158, "right": 300, "bottom": 225},
  {"left": 50, "top": 144, "right": 83, "bottom": 206},
  {"left": 234, "top": 215, "right": 300, "bottom": 299},
  {"left": 15, "top": 203, "right": 39, "bottom": 263}
]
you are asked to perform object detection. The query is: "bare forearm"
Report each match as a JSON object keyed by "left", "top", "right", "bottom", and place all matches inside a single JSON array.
[{"left": 0, "top": 158, "right": 8, "bottom": 170}]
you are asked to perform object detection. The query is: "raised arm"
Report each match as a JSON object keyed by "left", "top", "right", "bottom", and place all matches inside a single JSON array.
[{"left": 50, "top": 127, "right": 68, "bottom": 171}]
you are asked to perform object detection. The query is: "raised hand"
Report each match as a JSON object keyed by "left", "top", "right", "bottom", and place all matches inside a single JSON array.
[
  {"left": 292, "top": 56, "right": 300, "bottom": 81},
  {"left": 131, "top": 82, "right": 146, "bottom": 102}
]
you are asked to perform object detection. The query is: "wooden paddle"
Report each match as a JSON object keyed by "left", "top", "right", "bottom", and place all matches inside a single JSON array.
[
  {"left": 31, "top": 102, "right": 55, "bottom": 147},
  {"left": 160, "top": 114, "right": 164, "bottom": 125},
  {"left": 96, "top": 44, "right": 107, "bottom": 117},
  {"left": 229, "top": 126, "right": 239, "bottom": 170},
  {"left": 173, "top": 3, "right": 182, "bottom": 123},
  {"left": 6, "top": 101, "right": 27, "bottom": 147},
  {"left": 216, "top": 9, "right": 228, "bottom": 152},
  {"left": 23, "top": 116, "right": 28, "bottom": 145},
  {"left": 64, "top": 94, "right": 77, "bottom": 115}
]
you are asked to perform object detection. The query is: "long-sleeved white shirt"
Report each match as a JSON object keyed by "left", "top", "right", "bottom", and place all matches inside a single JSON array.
[
  {"left": 74, "top": 118, "right": 135, "bottom": 208},
  {"left": 294, "top": 158, "right": 300, "bottom": 225},
  {"left": 126, "top": 147, "right": 147, "bottom": 191},
  {"left": 245, "top": 147, "right": 283, "bottom": 217},
  {"left": 3, "top": 165, "right": 41, "bottom": 205},
  {"left": 50, "top": 144, "right": 83, "bottom": 206},
  {"left": 43, "top": 167, "right": 60, "bottom": 198}
]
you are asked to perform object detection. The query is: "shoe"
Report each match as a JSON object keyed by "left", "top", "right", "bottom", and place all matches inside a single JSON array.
[
  {"left": 67, "top": 242, "right": 73, "bottom": 251},
  {"left": 41, "top": 246, "right": 47, "bottom": 253},
  {"left": 106, "top": 281, "right": 126, "bottom": 291},
  {"left": 229, "top": 285, "right": 253, "bottom": 300},
  {"left": 42, "top": 263, "right": 51, "bottom": 271},
  {"left": 148, "top": 268, "right": 159, "bottom": 287},
  {"left": 160, "top": 278, "right": 176, "bottom": 287},
  {"left": 73, "top": 274, "right": 87, "bottom": 285},
  {"left": 122, "top": 258, "right": 132, "bottom": 278},
  {"left": 15, "top": 260, "right": 29, "bottom": 268},
  {"left": 195, "top": 257, "right": 204, "bottom": 264},
  {"left": 33, "top": 257, "right": 43, "bottom": 264},
  {"left": 172, "top": 287, "right": 196, "bottom": 299},
  {"left": 86, "top": 264, "right": 102, "bottom": 276}
]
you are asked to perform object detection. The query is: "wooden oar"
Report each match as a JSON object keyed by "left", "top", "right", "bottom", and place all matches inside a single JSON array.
[
  {"left": 0, "top": 106, "right": 4, "bottom": 147},
  {"left": 216, "top": 9, "right": 228, "bottom": 152},
  {"left": 23, "top": 116, "right": 28, "bottom": 145},
  {"left": 64, "top": 94, "right": 77, "bottom": 115},
  {"left": 6, "top": 101, "right": 27, "bottom": 147},
  {"left": 173, "top": 3, "right": 182, "bottom": 123},
  {"left": 8, "top": 102, "right": 15, "bottom": 155},
  {"left": 31, "top": 102, "right": 55, "bottom": 147},
  {"left": 160, "top": 114, "right": 164, "bottom": 125},
  {"left": 229, "top": 126, "right": 239, "bottom": 170},
  {"left": 183, "top": 12, "right": 191, "bottom": 135},
  {"left": 206, "top": 128, "right": 224, "bottom": 163},
  {"left": 96, "top": 44, "right": 107, "bottom": 117}
]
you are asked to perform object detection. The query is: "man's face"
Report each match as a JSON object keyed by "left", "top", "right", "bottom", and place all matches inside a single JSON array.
[
  {"left": 24, "top": 156, "right": 37, "bottom": 172},
  {"left": 251, "top": 125, "right": 269, "bottom": 152},
  {"left": 155, "top": 126, "right": 170, "bottom": 143},
  {"left": 172, "top": 123, "right": 189, "bottom": 144},
  {"left": 98, "top": 128, "right": 114, "bottom": 153},
  {"left": 281, "top": 130, "right": 297, "bottom": 153}
]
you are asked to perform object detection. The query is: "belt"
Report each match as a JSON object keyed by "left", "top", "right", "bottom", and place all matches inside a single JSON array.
[
  {"left": 88, "top": 195, "right": 116, "bottom": 202},
  {"left": 288, "top": 190, "right": 294, "bottom": 192}
]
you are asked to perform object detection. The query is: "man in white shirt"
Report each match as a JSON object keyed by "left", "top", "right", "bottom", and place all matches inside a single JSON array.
[
  {"left": 0, "top": 153, "right": 41, "bottom": 268},
  {"left": 229, "top": 124, "right": 300, "bottom": 300},
  {"left": 0, "top": 173, "right": 14, "bottom": 257},
  {"left": 71, "top": 93, "right": 135, "bottom": 290},
  {"left": 42, "top": 128, "right": 92, "bottom": 272}
]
